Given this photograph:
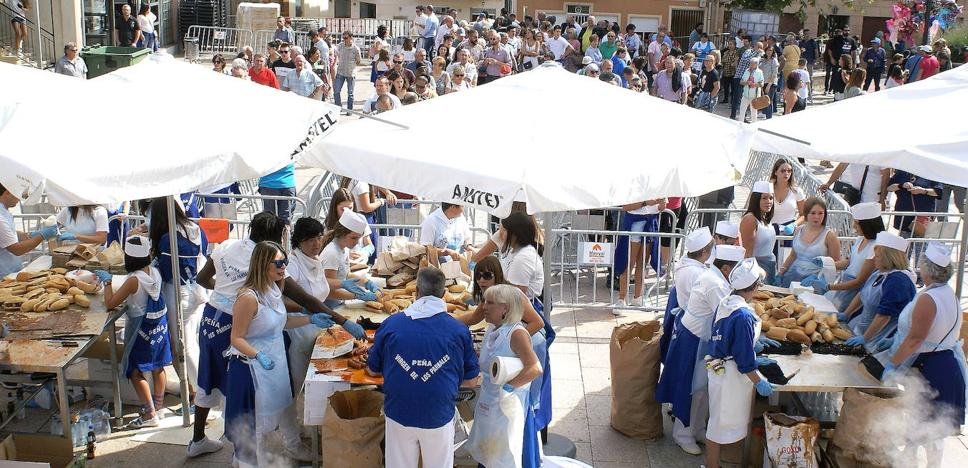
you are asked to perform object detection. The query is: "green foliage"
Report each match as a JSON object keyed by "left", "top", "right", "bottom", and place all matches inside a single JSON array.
[{"left": 943, "top": 24, "right": 968, "bottom": 58}]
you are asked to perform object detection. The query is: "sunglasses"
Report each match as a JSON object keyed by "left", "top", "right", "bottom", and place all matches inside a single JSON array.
[
  {"left": 272, "top": 258, "right": 289, "bottom": 269},
  {"left": 393, "top": 60, "right": 403, "bottom": 64},
  {"left": 280, "top": 50, "right": 290, "bottom": 53},
  {"left": 478, "top": 271, "right": 495, "bottom": 280}
]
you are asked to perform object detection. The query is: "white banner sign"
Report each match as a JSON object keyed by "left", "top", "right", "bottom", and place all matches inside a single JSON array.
[{"left": 579, "top": 242, "right": 612, "bottom": 265}]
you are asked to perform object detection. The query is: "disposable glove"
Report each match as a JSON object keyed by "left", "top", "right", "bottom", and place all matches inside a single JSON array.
[
  {"left": 811, "top": 257, "right": 825, "bottom": 268},
  {"left": 502, "top": 383, "right": 515, "bottom": 393},
  {"left": 355, "top": 290, "right": 378, "bottom": 302},
  {"left": 254, "top": 351, "right": 275, "bottom": 370},
  {"left": 881, "top": 363, "right": 898, "bottom": 382},
  {"left": 359, "top": 244, "right": 375, "bottom": 258},
  {"left": 810, "top": 276, "right": 829, "bottom": 294},
  {"left": 845, "top": 335, "right": 866, "bottom": 347},
  {"left": 340, "top": 279, "right": 365, "bottom": 295},
  {"left": 781, "top": 223, "right": 796, "bottom": 235},
  {"left": 310, "top": 313, "right": 335, "bottom": 329},
  {"left": 755, "top": 379, "right": 776, "bottom": 397},
  {"left": 800, "top": 275, "right": 818, "bottom": 287},
  {"left": 341, "top": 319, "right": 366, "bottom": 340},
  {"left": 29, "top": 225, "right": 59, "bottom": 240},
  {"left": 756, "top": 356, "right": 777, "bottom": 367},
  {"left": 758, "top": 336, "right": 782, "bottom": 348},
  {"left": 93, "top": 270, "right": 113, "bottom": 283},
  {"left": 57, "top": 232, "right": 77, "bottom": 242},
  {"left": 364, "top": 280, "right": 380, "bottom": 293}
]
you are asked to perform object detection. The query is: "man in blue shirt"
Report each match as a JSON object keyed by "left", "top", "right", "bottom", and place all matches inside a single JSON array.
[
  {"left": 422, "top": 5, "right": 440, "bottom": 57},
  {"left": 863, "top": 38, "right": 886, "bottom": 91},
  {"left": 367, "top": 267, "right": 480, "bottom": 468},
  {"left": 258, "top": 164, "right": 296, "bottom": 223}
]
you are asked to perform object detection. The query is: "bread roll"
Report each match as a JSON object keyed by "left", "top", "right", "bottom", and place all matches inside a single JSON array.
[
  {"left": 776, "top": 318, "right": 798, "bottom": 328},
  {"left": 770, "top": 308, "right": 791, "bottom": 319},
  {"left": 832, "top": 328, "right": 852, "bottom": 340},
  {"left": 822, "top": 329, "right": 835, "bottom": 343},
  {"left": 74, "top": 294, "right": 91, "bottom": 308},
  {"left": 796, "top": 309, "right": 815, "bottom": 325},
  {"left": 447, "top": 284, "right": 466, "bottom": 293},
  {"left": 364, "top": 301, "right": 384, "bottom": 311},
  {"left": 788, "top": 329, "right": 811, "bottom": 345},
  {"left": 803, "top": 320, "right": 817, "bottom": 335},
  {"left": 48, "top": 298, "right": 70, "bottom": 311},
  {"left": 766, "top": 327, "right": 789, "bottom": 341}
]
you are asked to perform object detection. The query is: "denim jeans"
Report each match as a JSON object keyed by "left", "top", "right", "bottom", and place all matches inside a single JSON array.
[
  {"left": 695, "top": 91, "right": 716, "bottom": 112},
  {"left": 864, "top": 67, "right": 883, "bottom": 91},
  {"left": 258, "top": 186, "right": 297, "bottom": 224},
  {"left": 334, "top": 74, "right": 354, "bottom": 110},
  {"left": 730, "top": 77, "right": 742, "bottom": 118},
  {"left": 764, "top": 85, "right": 777, "bottom": 119}
]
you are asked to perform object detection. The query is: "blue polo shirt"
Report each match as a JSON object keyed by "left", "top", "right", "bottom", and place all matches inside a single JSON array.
[
  {"left": 367, "top": 303, "right": 480, "bottom": 429},
  {"left": 709, "top": 305, "right": 758, "bottom": 374},
  {"left": 875, "top": 271, "right": 916, "bottom": 318}
]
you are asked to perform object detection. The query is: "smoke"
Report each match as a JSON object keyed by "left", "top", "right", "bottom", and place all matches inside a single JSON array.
[
  {"left": 225, "top": 416, "right": 301, "bottom": 468},
  {"left": 845, "top": 371, "right": 962, "bottom": 467}
]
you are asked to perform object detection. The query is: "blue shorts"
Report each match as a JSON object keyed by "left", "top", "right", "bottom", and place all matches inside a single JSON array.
[
  {"left": 628, "top": 215, "right": 659, "bottom": 243},
  {"left": 196, "top": 303, "right": 233, "bottom": 408}
]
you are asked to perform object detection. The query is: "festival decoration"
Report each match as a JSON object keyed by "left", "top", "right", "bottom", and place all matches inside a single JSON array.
[{"left": 886, "top": 0, "right": 964, "bottom": 44}]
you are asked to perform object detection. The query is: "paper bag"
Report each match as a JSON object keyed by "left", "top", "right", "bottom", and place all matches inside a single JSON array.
[
  {"left": 374, "top": 252, "right": 402, "bottom": 276},
  {"left": 831, "top": 388, "right": 905, "bottom": 466},
  {"left": 764, "top": 412, "right": 820, "bottom": 468},
  {"left": 321, "top": 389, "right": 385, "bottom": 468},
  {"left": 609, "top": 321, "right": 663, "bottom": 439}
]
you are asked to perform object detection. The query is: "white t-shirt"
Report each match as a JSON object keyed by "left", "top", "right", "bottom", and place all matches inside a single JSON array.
[
  {"left": 628, "top": 203, "right": 660, "bottom": 215},
  {"left": 795, "top": 68, "right": 810, "bottom": 99},
  {"left": 56, "top": 206, "right": 109, "bottom": 236},
  {"left": 321, "top": 240, "right": 349, "bottom": 281},
  {"left": 545, "top": 36, "right": 571, "bottom": 60},
  {"left": 137, "top": 13, "right": 156, "bottom": 34},
  {"left": 288, "top": 248, "right": 331, "bottom": 303},
  {"left": 842, "top": 164, "right": 884, "bottom": 203},
  {"left": 501, "top": 245, "right": 544, "bottom": 298},
  {"left": 419, "top": 208, "right": 471, "bottom": 251},
  {"left": 314, "top": 39, "right": 330, "bottom": 68},
  {"left": 0, "top": 204, "right": 23, "bottom": 277},
  {"left": 209, "top": 239, "right": 257, "bottom": 313},
  {"left": 772, "top": 186, "right": 805, "bottom": 225}
]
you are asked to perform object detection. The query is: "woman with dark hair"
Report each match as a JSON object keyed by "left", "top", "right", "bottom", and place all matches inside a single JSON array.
[
  {"left": 769, "top": 158, "right": 804, "bottom": 253},
  {"left": 340, "top": 177, "right": 396, "bottom": 263},
  {"left": 387, "top": 70, "right": 412, "bottom": 102},
  {"left": 831, "top": 54, "right": 853, "bottom": 100},
  {"left": 147, "top": 198, "right": 209, "bottom": 405},
  {"left": 212, "top": 54, "right": 229, "bottom": 74},
  {"left": 136, "top": 4, "right": 158, "bottom": 51},
  {"left": 98, "top": 236, "right": 171, "bottom": 429},
  {"left": 458, "top": 256, "right": 545, "bottom": 333},
  {"left": 783, "top": 71, "right": 806, "bottom": 114},
  {"left": 225, "top": 241, "right": 337, "bottom": 466},
  {"left": 777, "top": 197, "right": 841, "bottom": 287},
  {"left": 805, "top": 202, "right": 885, "bottom": 311},
  {"left": 325, "top": 187, "right": 375, "bottom": 262},
  {"left": 739, "top": 181, "right": 778, "bottom": 284},
  {"left": 54, "top": 204, "right": 109, "bottom": 245},
  {"left": 844, "top": 68, "right": 867, "bottom": 99}
]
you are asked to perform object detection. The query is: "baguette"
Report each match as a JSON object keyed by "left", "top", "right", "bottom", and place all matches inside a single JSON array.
[
  {"left": 760, "top": 320, "right": 772, "bottom": 332},
  {"left": 766, "top": 327, "right": 789, "bottom": 341},
  {"left": 770, "top": 308, "right": 791, "bottom": 319},
  {"left": 832, "top": 328, "right": 852, "bottom": 340},
  {"left": 48, "top": 298, "right": 70, "bottom": 311},
  {"left": 787, "top": 329, "right": 811, "bottom": 345},
  {"left": 796, "top": 308, "right": 815, "bottom": 325},
  {"left": 776, "top": 317, "right": 798, "bottom": 328},
  {"left": 447, "top": 284, "right": 467, "bottom": 293},
  {"left": 67, "top": 287, "right": 85, "bottom": 296},
  {"left": 74, "top": 294, "right": 91, "bottom": 308},
  {"left": 826, "top": 314, "right": 839, "bottom": 328},
  {"left": 803, "top": 320, "right": 818, "bottom": 335},
  {"left": 364, "top": 301, "right": 384, "bottom": 311},
  {"left": 822, "top": 329, "right": 835, "bottom": 343}
]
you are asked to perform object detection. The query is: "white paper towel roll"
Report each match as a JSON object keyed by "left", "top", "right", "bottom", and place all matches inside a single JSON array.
[
  {"left": 818, "top": 256, "right": 837, "bottom": 283},
  {"left": 490, "top": 356, "right": 524, "bottom": 385}
]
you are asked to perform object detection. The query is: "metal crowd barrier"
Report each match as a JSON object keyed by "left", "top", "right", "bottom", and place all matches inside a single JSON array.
[
  {"left": 184, "top": 25, "right": 254, "bottom": 58},
  {"left": 254, "top": 29, "right": 312, "bottom": 54},
  {"left": 195, "top": 192, "right": 308, "bottom": 221}
]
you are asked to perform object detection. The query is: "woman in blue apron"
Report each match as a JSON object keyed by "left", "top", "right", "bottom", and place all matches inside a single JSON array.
[
  {"left": 875, "top": 243, "right": 965, "bottom": 466},
  {"left": 467, "top": 284, "right": 544, "bottom": 468},
  {"left": 657, "top": 243, "right": 745, "bottom": 455},
  {"left": 320, "top": 210, "right": 378, "bottom": 310},
  {"left": 705, "top": 258, "right": 779, "bottom": 468},
  {"left": 147, "top": 198, "right": 209, "bottom": 406},
  {"left": 99, "top": 236, "right": 172, "bottom": 429},
  {"left": 807, "top": 202, "right": 884, "bottom": 311},
  {"left": 777, "top": 197, "right": 841, "bottom": 287},
  {"left": 104, "top": 202, "right": 129, "bottom": 246},
  {"left": 225, "top": 241, "right": 337, "bottom": 466},
  {"left": 658, "top": 228, "right": 714, "bottom": 362},
  {"left": 612, "top": 200, "right": 663, "bottom": 309},
  {"left": 739, "top": 181, "right": 778, "bottom": 285},
  {"left": 842, "top": 232, "right": 916, "bottom": 353}
]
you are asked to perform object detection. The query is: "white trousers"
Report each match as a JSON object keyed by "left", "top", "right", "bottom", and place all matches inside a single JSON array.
[
  {"left": 737, "top": 96, "right": 758, "bottom": 123},
  {"left": 385, "top": 416, "right": 454, "bottom": 468},
  {"left": 673, "top": 390, "right": 708, "bottom": 445}
]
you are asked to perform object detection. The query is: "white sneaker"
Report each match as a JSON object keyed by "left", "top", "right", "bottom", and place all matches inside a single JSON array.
[
  {"left": 284, "top": 441, "right": 315, "bottom": 461},
  {"left": 187, "top": 436, "right": 225, "bottom": 458},
  {"left": 676, "top": 438, "right": 703, "bottom": 455},
  {"left": 126, "top": 414, "right": 159, "bottom": 429},
  {"left": 630, "top": 296, "right": 644, "bottom": 307},
  {"left": 610, "top": 298, "right": 626, "bottom": 315}
]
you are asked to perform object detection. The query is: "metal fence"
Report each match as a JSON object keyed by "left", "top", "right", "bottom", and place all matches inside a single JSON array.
[{"left": 184, "top": 25, "right": 254, "bottom": 59}]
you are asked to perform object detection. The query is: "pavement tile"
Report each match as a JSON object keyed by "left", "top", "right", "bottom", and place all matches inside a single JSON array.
[
  {"left": 646, "top": 441, "right": 703, "bottom": 468},
  {"left": 574, "top": 321, "right": 620, "bottom": 339},
  {"left": 588, "top": 424, "right": 650, "bottom": 462},
  {"left": 574, "top": 442, "right": 593, "bottom": 465},
  {"left": 585, "top": 394, "right": 612, "bottom": 427},
  {"left": 550, "top": 355, "right": 584, "bottom": 381},
  {"left": 548, "top": 412, "right": 591, "bottom": 443},
  {"left": 550, "top": 310, "right": 576, "bottom": 328},
  {"left": 550, "top": 341, "right": 580, "bottom": 354},
  {"left": 581, "top": 366, "right": 613, "bottom": 393},
  {"left": 551, "top": 381, "right": 586, "bottom": 410},
  {"left": 593, "top": 462, "right": 649, "bottom": 468},
  {"left": 578, "top": 343, "right": 612, "bottom": 368},
  {"left": 575, "top": 308, "right": 619, "bottom": 324}
]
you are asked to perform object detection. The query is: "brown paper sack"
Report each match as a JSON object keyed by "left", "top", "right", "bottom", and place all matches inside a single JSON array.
[
  {"left": 321, "top": 389, "right": 385, "bottom": 468},
  {"left": 609, "top": 321, "right": 663, "bottom": 439},
  {"left": 764, "top": 412, "right": 820, "bottom": 468},
  {"left": 831, "top": 388, "right": 906, "bottom": 467}
]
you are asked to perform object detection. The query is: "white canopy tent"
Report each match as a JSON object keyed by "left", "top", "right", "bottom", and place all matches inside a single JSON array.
[
  {"left": 300, "top": 65, "right": 757, "bottom": 218},
  {"left": 0, "top": 55, "right": 340, "bottom": 426},
  {"left": 0, "top": 54, "right": 339, "bottom": 206},
  {"left": 752, "top": 63, "right": 968, "bottom": 187}
]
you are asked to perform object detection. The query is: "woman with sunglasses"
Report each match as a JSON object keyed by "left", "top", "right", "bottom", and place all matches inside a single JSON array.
[
  {"left": 212, "top": 54, "right": 230, "bottom": 74},
  {"left": 457, "top": 256, "right": 545, "bottom": 334},
  {"left": 225, "top": 241, "right": 338, "bottom": 466}
]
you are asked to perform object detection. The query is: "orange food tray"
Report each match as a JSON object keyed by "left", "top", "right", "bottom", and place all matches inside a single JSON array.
[{"left": 341, "top": 368, "right": 383, "bottom": 385}]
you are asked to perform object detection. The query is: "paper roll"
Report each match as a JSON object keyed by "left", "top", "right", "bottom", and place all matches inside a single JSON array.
[
  {"left": 819, "top": 256, "right": 837, "bottom": 283},
  {"left": 490, "top": 356, "right": 524, "bottom": 385}
]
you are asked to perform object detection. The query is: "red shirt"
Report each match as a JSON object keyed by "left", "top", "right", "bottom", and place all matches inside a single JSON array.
[
  {"left": 249, "top": 67, "right": 279, "bottom": 89},
  {"left": 666, "top": 197, "right": 682, "bottom": 210},
  {"left": 919, "top": 55, "right": 939, "bottom": 80}
]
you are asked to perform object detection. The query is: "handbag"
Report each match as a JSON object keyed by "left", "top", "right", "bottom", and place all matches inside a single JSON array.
[
  {"left": 832, "top": 165, "right": 869, "bottom": 205},
  {"left": 751, "top": 86, "right": 771, "bottom": 110}
]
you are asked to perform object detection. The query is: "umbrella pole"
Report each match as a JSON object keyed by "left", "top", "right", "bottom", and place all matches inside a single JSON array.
[
  {"left": 542, "top": 212, "right": 553, "bottom": 300},
  {"left": 957, "top": 197, "right": 968, "bottom": 300},
  {"left": 166, "top": 195, "right": 192, "bottom": 427}
]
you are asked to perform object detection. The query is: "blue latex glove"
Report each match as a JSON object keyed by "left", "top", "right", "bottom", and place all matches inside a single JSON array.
[
  {"left": 845, "top": 335, "right": 866, "bottom": 346},
  {"left": 756, "top": 356, "right": 777, "bottom": 367},
  {"left": 29, "top": 225, "right": 59, "bottom": 240},
  {"left": 810, "top": 276, "right": 829, "bottom": 294},
  {"left": 800, "top": 275, "right": 818, "bottom": 287},
  {"left": 363, "top": 280, "right": 379, "bottom": 293},
  {"left": 341, "top": 319, "right": 365, "bottom": 340},
  {"left": 502, "top": 383, "right": 515, "bottom": 393},
  {"left": 781, "top": 223, "right": 796, "bottom": 235},
  {"left": 837, "top": 312, "right": 850, "bottom": 323},
  {"left": 359, "top": 244, "right": 375, "bottom": 258},
  {"left": 254, "top": 351, "right": 275, "bottom": 370},
  {"left": 755, "top": 379, "right": 775, "bottom": 397},
  {"left": 341, "top": 279, "right": 365, "bottom": 295},
  {"left": 811, "top": 257, "right": 825, "bottom": 268},
  {"left": 759, "top": 336, "right": 782, "bottom": 348},
  {"left": 468, "top": 261, "right": 477, "bottom": 272},
  {"left": 355, "top": 290, "right": 378, "bottom": 302},
  {"left": 882, "top": 363, "right": 898, "bottom": 382},
  {"left": 310, "top": 313, "right": 335, "bottom": 329},
  {"left": 754, "top": 340, "right": 765, "bottom": 353},
  {"left": 93, "top": 270, "right": 113, "bottom": 283},
  {"left": 57, "top": 232, "right": 77, "bottom": 242}
]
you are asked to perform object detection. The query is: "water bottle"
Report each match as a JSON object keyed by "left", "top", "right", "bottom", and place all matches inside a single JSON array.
[{"left": 86, "top": 424, "right": 96, "bottom": 459}]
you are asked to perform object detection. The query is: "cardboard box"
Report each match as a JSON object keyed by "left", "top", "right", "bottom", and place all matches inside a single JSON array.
[{"left": 0, "top": 434, "right": 74, "bottom": 468}]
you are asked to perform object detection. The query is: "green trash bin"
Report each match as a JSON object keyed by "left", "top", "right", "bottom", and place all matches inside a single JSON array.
[{"left": 80, "top": 46, "right": 152, "bottom": 79}]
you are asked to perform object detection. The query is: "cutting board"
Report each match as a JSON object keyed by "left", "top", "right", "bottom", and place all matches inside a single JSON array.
[{"left": 797, "top": 292, "right": 839, "bottom": 315}]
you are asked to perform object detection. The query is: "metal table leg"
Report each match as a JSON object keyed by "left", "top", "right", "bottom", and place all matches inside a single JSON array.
[
  {"left": 312, "top": 425, "right": 320, "bottom": 468},
  {"left": 109, "top": 323, "right": 123, "bottom": 428},
  {"left": 56, "top": 368, "right": 72, "bottom": 443}
]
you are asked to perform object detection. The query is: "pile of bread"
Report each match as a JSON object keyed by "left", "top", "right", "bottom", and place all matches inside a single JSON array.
[
  {"left": 361, "top": 282, "right": 473, "bottom": 314},
  {"left": 1, "top": 269, "right": 97, "bottom": 312},
  {"left": 752, "top": 291, "right": 853, "bottom": 345},
  {"left": 371, "top": 238, "right": 471, "bottom": 288}
]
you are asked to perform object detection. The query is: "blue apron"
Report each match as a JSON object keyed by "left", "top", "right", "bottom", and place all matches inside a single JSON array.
[
  {"left": 659, "top": 287, "right": 679, "bottom": 361},
  {"left": 826, "top": 237, "right": 874, "bottom": 311},
  {"left": 179, "top": 192, "right": 202, "bottom": 218},
  {"left": 197, "top": 302, "right": 234, "bottom": 398},
  {"left": 105, "top": 204, "right": 127, "bottom": 247},
  {"left": 779, "top": 227, "right": 830, "bottom": 287},
  {"left": 656, "top": 309, "right": 702, "bottom": 426},
  {"left": 614, "top": 212, "right": 661, "bottom": 278},
  {"left": 531, "top": 298, "right": 555, "bottom": 431},
  {"left": 849, "top": 270, "right": 904, "bottom": 352},
  {"left": 364, "top": 211, "right": 379, "bottom": 264},
  {"left": 122, "top": 293, "right": 172, "bottom": 378}
]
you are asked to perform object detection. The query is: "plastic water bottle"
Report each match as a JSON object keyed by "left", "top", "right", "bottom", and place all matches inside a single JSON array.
[{"left": 86, "top": 424, "right": 96, "bottom": 459}]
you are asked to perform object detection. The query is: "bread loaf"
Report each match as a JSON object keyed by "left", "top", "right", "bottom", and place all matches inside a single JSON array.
[
  {"left": 788, "top": 329, "right": 811, "bottom": 345},
  {"left": 803, "top": 320, "right": 817, "bottom": 335},
  {"left": 74, "top": 294, "right": 91, "bottom": 308},
  {"left": 832, "top": 328, "right": 852, "bottom": 340},
  {"left": 766, "top": 327, "right": 789, "bottom": 341},
  {"left": 776, "top": 317, "right": 798, "bottom": 328}
]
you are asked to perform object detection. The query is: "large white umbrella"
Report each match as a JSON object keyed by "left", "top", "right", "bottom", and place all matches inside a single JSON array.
[
  {"left": 301, "top": 65, "right": 756, "bottom": 217},
  {"left": 0, "top": 54, "right": 339, "bottom": 206},
  {"left": 752, "top": 63, "right": 968, "bottom": 186}
]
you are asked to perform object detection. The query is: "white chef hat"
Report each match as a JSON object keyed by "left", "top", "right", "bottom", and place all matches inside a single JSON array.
[
  {"left": 729, "top": 258, "right": 765, "bottom": 290},
  {"left": 875, "top": 231, "right": 908, "bottom": 252},
  {"left": 124, "top": 236, "right": 152, "bottom": 258},
  {"left": 338, "top": 210, "right": 369, "bottom": 235},
  {"left": 715, "top": 221, "right": 739, "bottom": 239},
  {"left": 715, "top": 245, "right": 746, "bottom": 262},
  {"left": 751, "top": 181, "right": 773, "bottom": 194},
  {"left": 924, "top": 242, "right": 953, "bottom": 267},
  {"left": 685, "top": 227, "right": 713, "bottom": 253},
  {"left": 850, "top": 202, "right": 881, "bottom": 221}
]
